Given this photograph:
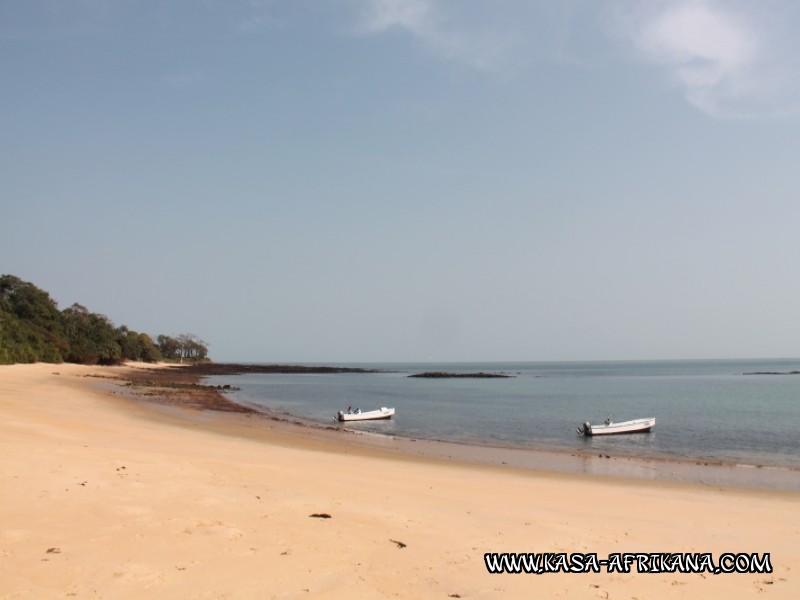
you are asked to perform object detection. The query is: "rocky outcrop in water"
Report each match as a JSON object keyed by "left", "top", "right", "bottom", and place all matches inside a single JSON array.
[{"left": 408, "top": 371, "right": 513, "bottom": 379}]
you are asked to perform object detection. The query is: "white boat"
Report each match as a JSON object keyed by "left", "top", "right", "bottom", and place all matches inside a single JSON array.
[
  {"left": 577, "top": 416, "right": 655, "bottom": 436},
  {"left": 336, "top": 406, "right": 395, "bottom": 422}
]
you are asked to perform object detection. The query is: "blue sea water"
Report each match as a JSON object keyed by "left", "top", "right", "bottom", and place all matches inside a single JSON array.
[{"left": 207, "top": 359, "right": 800, "bottom": 470}]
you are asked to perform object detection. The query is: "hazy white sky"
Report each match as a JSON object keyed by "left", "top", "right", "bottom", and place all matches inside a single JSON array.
[{"left": 2, "top": 0, "right": 799, "bottom": 362}]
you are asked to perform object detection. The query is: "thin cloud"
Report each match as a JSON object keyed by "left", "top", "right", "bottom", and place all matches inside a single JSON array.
[
  {"left": 354, "top": 1, "right": 800, "bottom": 118},
  {"left": 234, "top": 0, "right": 287, "bottom": 35},
  {"left": 612, "top": 0, "right": 800, "bottom": 118},
  {"left": 358, "top": 0, "right": 432, "bottom": 33},
  {"left": 352, "top": 0, "right": 527, "bottom": 72}
]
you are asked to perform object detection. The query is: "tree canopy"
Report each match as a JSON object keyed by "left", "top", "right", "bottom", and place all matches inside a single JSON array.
[{"left": 0, "top": 274, "right": 209, "bottom": 365}]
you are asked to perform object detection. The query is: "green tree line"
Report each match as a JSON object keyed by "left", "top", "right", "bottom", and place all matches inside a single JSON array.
[{"left": 0, "top": 275, "right": 208, "bottom": 365}]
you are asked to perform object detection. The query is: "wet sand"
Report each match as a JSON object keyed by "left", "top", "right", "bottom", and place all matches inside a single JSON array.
[
  {"left": 1, "top": 362, "right": 798, "bottom": 599},
  {"left": 120, "top": 362, "right": 800, "bottom": 491}
]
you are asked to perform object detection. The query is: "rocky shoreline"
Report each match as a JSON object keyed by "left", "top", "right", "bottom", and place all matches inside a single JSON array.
[{"left": 104, "top": 362, "right": 380, "bottom": 415}]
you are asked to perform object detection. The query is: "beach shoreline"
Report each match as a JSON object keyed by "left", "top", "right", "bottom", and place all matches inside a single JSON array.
[
  {"left": 115, "top": 362, "right": 800, "bottom": 492},
  {"left": 1, "top": 362, "right": 798, "bottom": 599}
]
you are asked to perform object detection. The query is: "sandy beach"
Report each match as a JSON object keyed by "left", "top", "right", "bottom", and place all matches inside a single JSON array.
[{"left": 1, "top": 363, "right": 798, "bottom": 599}]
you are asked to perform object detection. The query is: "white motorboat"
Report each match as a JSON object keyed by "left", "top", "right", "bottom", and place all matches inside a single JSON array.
[
  {"left": 336, "top": 406, "right": 395, "bottom": 422},
  {"left": 577, "top": 416, "right": 655, "bottom": 436}
]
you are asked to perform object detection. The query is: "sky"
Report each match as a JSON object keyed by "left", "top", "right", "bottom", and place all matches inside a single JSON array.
[{"left": 2, "top": 0, "right": 800, "bottom": 363}]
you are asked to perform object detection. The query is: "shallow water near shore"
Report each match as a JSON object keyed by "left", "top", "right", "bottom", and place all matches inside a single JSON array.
[{"left": 206, "top": 359, "right": 800, "bottom": 486}]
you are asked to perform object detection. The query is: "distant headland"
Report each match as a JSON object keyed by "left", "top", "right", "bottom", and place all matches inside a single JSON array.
[{"left": 180, "top": 363, "right": 380, "bottom": 376}]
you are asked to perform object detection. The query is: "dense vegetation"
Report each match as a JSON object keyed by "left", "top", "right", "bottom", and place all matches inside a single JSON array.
[{"left": 0, "top": 275, "right": 208, "bottom": 366}]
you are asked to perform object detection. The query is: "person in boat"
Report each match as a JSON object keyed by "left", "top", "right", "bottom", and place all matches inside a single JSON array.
[{"left": 347, "top": 405, "right": 352, "bottom": 414}]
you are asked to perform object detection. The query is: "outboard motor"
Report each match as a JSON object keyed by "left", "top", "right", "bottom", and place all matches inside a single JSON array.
[
  {"left": 578, "top": 421, "right": 591, "bottom": 436},
  {"left": 337, "top": 410, "right": 344, "bottom": 421}
]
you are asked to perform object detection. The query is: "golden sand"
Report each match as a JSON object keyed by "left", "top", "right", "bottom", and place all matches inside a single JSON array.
[{"left": 1, "top": 363, "right": 797, "bottom": 598}]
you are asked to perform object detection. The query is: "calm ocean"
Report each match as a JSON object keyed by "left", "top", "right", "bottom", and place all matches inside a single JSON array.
[{"left": 207, "top": 359, "right": 800, "bottom": 470}]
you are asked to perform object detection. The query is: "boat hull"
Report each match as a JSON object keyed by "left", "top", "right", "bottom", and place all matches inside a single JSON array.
[
  {"left": 337, "top": 407, "right": 395, "bottom": 422},
  {"left": 579, "top": 417, "right": 655, "bottom": 436}
]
